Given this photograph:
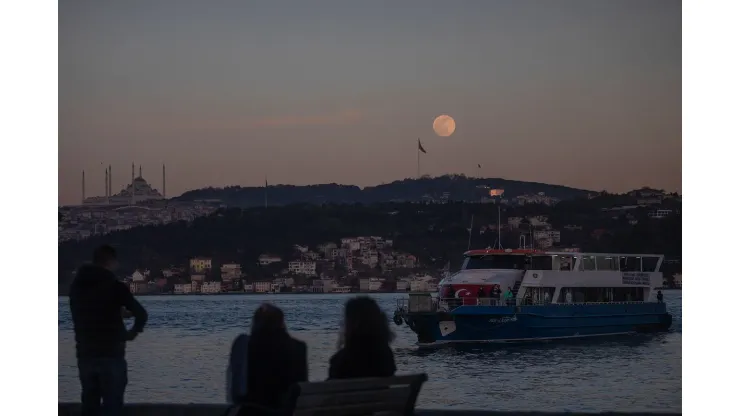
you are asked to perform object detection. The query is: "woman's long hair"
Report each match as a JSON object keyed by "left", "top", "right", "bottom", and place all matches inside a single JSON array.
[
  {"left": 339, "top": 296, "right": 394, "bottom": 349},
  {"left": 246, "top": 303, "right": 288, "bottom": 383},
  {"left": 245, "top": 303, "right": 295, "bottom": 407},
  {"left": 250, "top": 303, "right": 286, "bottom": 336},
  {"left": 248, "top": 303, "right": 288, "bottom": 359}
]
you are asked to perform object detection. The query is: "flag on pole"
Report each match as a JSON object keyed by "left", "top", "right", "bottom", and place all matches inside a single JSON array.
[{"left": 418, "top": 139, "right": 427, "bottom": 154}]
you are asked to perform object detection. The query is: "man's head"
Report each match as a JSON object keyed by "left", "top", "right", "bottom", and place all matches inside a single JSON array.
[{"left": 93, "top": 244, "right": 118, "bottom": 271}]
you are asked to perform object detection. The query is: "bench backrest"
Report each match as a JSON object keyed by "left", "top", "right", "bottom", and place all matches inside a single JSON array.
[{"left": 285, "top": 373, "right": 428, "bottom": 416}]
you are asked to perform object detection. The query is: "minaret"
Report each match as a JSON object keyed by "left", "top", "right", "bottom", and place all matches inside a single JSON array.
[
  {"left": 139, "top": 165, "right": 142, "bottom": 178},
  {"left": 108, "top": 165, "right": 112, "bottom": 197},
  {"left": 105, "top": 168, "right": 109, "bottom": 198},
  {"left": 162, "top": 164, "right": 166, "bottom": 198},
  {"left": 131, "top": 163, "right": 135, "bottom": 183},
  {"left": 82, "top": 170, "right": 86, "bottom": 203}
]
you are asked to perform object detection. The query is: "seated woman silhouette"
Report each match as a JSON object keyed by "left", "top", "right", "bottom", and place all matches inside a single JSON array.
[
  {"left": 228, "top": 303, "right": 308, "bottom": 409},
  {"left": 329, "top": 296, "right": 396, "bottom": 379}
]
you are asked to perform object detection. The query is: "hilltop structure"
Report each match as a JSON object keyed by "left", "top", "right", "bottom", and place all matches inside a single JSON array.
[{"left": 82, "top": 163, "right": 166, "bottom": 206}]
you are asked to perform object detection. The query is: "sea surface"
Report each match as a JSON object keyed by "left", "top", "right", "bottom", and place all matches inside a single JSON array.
[{"left": 58, "top": 291, "right": 682, "bottom": 412}]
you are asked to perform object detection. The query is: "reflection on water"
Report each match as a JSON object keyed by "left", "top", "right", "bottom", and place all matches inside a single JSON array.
[{"left": 58, "top": 292, "right": 681, "bottom": 411}]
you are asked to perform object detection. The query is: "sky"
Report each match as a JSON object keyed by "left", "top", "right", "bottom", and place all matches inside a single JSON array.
[{"left": 59, "top": 0, "right": 681, "bottom": 205}]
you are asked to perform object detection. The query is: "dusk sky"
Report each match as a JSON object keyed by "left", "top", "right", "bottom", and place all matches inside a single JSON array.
[{"left": 59, "top": 0, "right": 681, "bottom": 205}]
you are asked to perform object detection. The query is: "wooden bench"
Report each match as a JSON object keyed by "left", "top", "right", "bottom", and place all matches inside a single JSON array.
[{"left": 229, "top": 373, "right": 428, "bottom": 416}]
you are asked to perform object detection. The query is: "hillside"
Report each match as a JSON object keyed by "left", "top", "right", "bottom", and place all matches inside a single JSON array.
[
  {"left": 58, "top": 196, "right": 681, "bottom": 293},
  {"left": 176, "top": 174, "right": 593, "bottom": 206}
]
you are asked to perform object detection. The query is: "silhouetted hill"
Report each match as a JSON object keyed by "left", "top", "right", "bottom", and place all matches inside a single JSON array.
[{"left": 176, "top": 175, "right": 592, "bottom": 206}]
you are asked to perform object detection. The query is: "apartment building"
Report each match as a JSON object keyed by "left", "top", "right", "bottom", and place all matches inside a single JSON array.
[
  {"left": 190, "top": 257, "right": 212, "bottom": 273},
  {"left": 288, "top": 261, "right": 317, "bottom": 276}
]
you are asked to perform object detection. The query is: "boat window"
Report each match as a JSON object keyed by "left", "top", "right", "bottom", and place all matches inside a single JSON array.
[
  {"left": 529, "top": 256, "right": 553, "bottom": 270},
  {"left": 613, "top": 287, "right": 645, "bottom": 302},
  {"left": 581, "top": 256, "right": 597, "bottom": 271},
  {"left": 582, "top": 288, "right": 609, "bottom": 302},
  {"left": 641, "top": 256, "right": 659, "bottom": 272},
  {"left": 557, "top": 256, "right": 575, "bottom": 271},
  {"left": 620, "top": 257, "right": 642, "bottom": 272},
  {"left": 462, "top": 255, "right": 525, "bottom": 270},
  {"left": 555, "top": 287, "right": 643, "bottom": 303},
  {"left": 521, "top": 287, "right": 556, "bottom": 305},
  {"left": 557, "top": 288, "right": 575, "bottom": 303},
  {"left": 595, "top": 256, "right": 618, "bottom": 271}
]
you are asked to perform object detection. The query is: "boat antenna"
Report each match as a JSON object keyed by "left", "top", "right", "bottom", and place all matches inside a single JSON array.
[
  {"left": 467, "top": 214, "right": 474, "bottom": 250},
  {"left": 530, "top": 224, "right": 534, "bottom": 249},
  {"left": 496, "top": 199, "right": 503, "bottom": 249}
]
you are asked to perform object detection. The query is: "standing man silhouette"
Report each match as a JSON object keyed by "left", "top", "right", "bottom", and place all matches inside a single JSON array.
[{"left": 69, "top": 245, "right": 148, "bottom": 416}]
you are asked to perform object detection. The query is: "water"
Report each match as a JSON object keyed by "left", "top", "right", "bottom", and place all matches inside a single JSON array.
[{"left": 58, "top": 292, "right": 682, "bottom": 412}]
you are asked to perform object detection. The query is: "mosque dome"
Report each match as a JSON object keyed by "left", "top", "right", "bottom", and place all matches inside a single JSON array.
[{"left": 81, "top": 164, "right": 166, "bottom": 206}]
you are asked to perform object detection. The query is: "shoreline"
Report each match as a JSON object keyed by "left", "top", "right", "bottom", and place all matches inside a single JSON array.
[
  {"left": 58, "top": 289, "right": 682, "bottom": 297},
  {"left": 59, "top": 288, "right": 683, "bottom": 297},
  {"left": 58, "top": 291, "right": 414, "bottom": 297}
]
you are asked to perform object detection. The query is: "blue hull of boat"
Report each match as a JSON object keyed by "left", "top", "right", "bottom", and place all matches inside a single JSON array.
[{"left": 399, "top": 303, "right": 672, "bottom": 344}]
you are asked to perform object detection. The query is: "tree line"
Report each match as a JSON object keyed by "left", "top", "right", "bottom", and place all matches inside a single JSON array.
[{"left": 176, "top": 174, "right": 592, "bottom": 206}]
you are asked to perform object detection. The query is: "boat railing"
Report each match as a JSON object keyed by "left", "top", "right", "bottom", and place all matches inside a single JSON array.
[
  {"left": 397, "top": 296, "right": 658, "bottom": 313},
  {"left": 396, "top": 296, "right": 441, "bottom": 313}
]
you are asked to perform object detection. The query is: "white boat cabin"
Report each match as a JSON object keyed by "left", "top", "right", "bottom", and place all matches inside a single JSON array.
[{"left": 438, "top": 249, "right": 665, "bottom": 304}]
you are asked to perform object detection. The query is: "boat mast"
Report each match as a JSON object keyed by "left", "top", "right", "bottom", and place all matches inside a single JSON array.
[
  {"left": 496, "top": 202, "right": 503, "bottom": 249},
  {"left": 467, "top": 214, "right": 474, "bottom": 250}
]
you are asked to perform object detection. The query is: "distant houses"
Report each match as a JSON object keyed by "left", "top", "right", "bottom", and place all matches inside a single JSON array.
[{"left": 120, "top": 235, "right": 434, "bottom": 295}]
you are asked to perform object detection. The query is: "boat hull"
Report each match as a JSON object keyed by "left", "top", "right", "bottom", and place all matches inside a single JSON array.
[{"left": 398, "top": 303, "right": 672, "bottom": 344}]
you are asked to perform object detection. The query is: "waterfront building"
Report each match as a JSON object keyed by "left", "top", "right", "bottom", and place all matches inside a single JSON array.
[
  {"left": 174, "top": 283, "right": 193, "bottom": 294},
  {"left": 200, "top": 281, "right": 222, "bottom": 294},
  {"left": 254, "top": 281, "right": 272, "bottom": 293}
]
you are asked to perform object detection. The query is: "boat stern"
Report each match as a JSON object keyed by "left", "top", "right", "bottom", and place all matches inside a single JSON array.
[
  {"left": 393, "top": 293, "right": 435, "bottom": 342},
  {"left": 394, "top": 293, "right": 519, "bottom": 344}
]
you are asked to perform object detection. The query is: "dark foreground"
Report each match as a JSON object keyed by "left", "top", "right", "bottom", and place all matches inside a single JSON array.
[
  {"left": 58, "top": 403, "right": 680, "bottom": 416},
  {"left": 59, "top": 293, "right": 682, "bottom": 411}
]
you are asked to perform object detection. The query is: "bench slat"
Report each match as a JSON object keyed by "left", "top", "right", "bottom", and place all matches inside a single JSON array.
[
  {"left": 294, "top": 386, "right": 411, "bottom": 410},
  {"left": 284, "top": 374, "right": 427, "bottom": 416},
  {"left": 294, "top": 374, "right": 426, "bottom": 395}
]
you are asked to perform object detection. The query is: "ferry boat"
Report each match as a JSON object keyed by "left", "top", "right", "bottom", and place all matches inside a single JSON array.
[{"left": 393, "top": 248, "right": 672, "bottom": 344}]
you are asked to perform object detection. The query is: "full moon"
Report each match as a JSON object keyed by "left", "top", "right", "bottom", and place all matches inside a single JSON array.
[{"left": 433, "top": 114, "right": 456, "bottom": 137}]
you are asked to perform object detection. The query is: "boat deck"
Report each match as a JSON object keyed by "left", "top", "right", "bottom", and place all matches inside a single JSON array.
[{"left": 397, "top": 297, "right": 662, "bottom": 314}]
